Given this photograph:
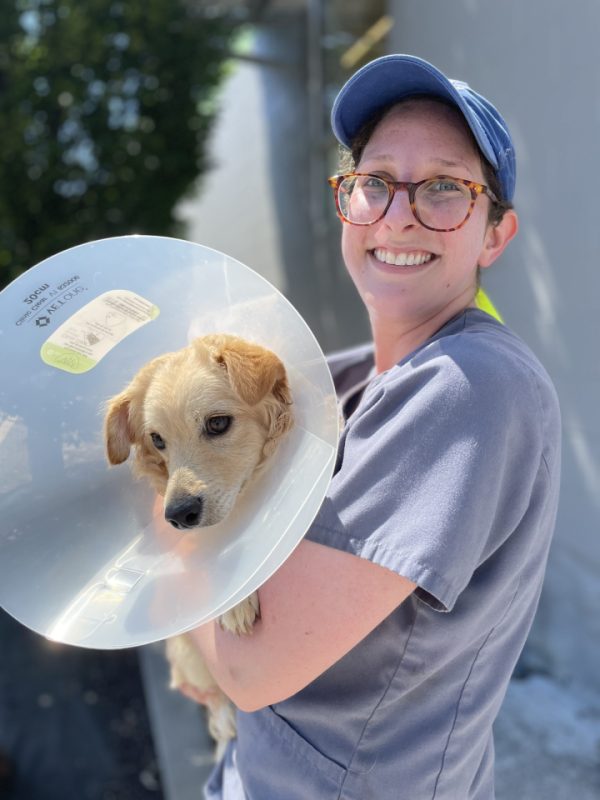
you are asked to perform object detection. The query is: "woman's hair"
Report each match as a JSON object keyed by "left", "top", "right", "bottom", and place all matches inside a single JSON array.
[{"left": 337, "top": 95, "right": 513, "bottom": 227}]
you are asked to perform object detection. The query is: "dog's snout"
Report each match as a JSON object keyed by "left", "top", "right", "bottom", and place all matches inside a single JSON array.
[{"left": 165, "top": 497, "right": 204, "bottom": 529}]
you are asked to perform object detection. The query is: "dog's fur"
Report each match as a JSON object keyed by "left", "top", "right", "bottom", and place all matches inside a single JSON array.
[{"left": 103, "top": 334, "right": 293, "bottom": 755}]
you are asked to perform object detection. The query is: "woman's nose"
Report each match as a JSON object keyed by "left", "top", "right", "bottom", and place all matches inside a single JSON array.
[{"left": 383, "top": 187, "right": 417, "bottom": 229}]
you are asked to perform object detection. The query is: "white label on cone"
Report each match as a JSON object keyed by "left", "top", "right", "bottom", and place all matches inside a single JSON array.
[{"left": 40, "top": 290, "right": 159, "bottom": 374}]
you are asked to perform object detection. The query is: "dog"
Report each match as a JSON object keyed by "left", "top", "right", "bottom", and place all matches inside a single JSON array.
[{"left": 103, "top": 334, "right": 293, "bottom": 755}]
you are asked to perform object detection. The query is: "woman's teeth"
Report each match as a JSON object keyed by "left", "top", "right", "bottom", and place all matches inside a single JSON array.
[{"left": 373, "top": 249, "right": 434, "bottom": 266}]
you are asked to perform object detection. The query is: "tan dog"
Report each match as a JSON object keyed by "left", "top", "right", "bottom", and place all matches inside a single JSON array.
[{"left": 103, "top": 334, "right": 293, "bottom": 755}]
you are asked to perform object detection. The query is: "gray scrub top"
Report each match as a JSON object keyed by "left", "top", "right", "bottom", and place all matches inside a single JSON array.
[{"left": 205, "top": 309, "right": 561, "bottom": 800}]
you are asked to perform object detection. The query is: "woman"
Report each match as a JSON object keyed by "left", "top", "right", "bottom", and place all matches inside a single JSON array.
[{"left": 185, "top": 54, "right": 561, "bottom": 800}]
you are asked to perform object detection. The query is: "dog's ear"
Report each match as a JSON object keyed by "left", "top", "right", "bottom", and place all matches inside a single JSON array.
[
  {"left": 103, "top": 389, "right": 136, "bottom": 465},
  {"left": 205, "top": 335, "right": 294, "bottom": 459},
  {"left": 206, "top": 336, "right": 294, "bottom": 460},
  {"left": 103, "top": 356, "right": 167, "bottom": 465},
  {"left": 261, "top": 373, "right": 294, "bottom": 460},
  {"left": 213, "top": 337, "right": 289, "bottom": 407}
]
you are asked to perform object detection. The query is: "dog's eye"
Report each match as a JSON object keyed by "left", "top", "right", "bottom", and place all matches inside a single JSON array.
[
  {"left": 150, "top": 432, "right": 166, "bottom": 450},
  {"left": 205, "top": 415, "right": 232, "bottom": 436}
]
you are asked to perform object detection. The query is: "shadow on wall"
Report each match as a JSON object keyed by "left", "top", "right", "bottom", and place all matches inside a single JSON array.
[{"left": 254, "top": 8, "right": 371, "bottom": 351}]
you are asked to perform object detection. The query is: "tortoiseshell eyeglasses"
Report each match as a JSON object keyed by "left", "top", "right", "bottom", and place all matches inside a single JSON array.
[{"left": 327, "top": 173, "right": 499, "bottom": 232}]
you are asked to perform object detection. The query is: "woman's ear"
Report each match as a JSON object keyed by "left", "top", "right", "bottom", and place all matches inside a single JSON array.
[{"left": 479, "top": 209, "right": 519, "bottom": 269}]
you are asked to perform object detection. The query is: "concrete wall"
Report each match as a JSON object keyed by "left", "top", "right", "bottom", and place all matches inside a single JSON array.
[
  {"left": 387, "top": 0, "right": 599, "bottom": 691},
  {"left": 177, "top": 5, "right": 372, "bottom": 351}
]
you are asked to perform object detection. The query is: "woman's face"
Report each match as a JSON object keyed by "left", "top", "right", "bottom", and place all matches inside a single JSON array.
[{"left": 341, "top": 99, "right": 507, "bottom": 328}]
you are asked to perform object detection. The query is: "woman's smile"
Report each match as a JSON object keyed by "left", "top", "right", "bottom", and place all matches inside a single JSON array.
[{"left": 370, "top": 248, "right": 437, "bottom": 270}]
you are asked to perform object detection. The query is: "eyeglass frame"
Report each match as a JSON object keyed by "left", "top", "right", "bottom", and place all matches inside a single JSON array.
[{"left": 327, "top": 173, "right": 499, "bottom": 232}]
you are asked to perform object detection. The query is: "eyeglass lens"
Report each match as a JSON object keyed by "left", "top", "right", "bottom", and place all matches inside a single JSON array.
[{"left": 337, "top": 175, "right": 473, "bottom": 230}]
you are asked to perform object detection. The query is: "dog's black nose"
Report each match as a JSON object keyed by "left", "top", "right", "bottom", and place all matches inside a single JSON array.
[{"left": 165, "top": 497, "right": 203, "bottom": 529}]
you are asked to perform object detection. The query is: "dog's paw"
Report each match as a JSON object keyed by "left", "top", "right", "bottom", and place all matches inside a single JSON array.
[
  {"left": 218, "top": 592, "right": 260, "bottom": 636},
  {"left": 166, "top": 634, "right": 218, "bottom": 694},
  {"left": 208, "top": 701, "right": 238, "bottom": 757}
]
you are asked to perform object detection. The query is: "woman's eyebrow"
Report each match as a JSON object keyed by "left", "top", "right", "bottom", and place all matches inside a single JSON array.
[{"left": 430, "top": 157, "right": 473, "bottom": 172}]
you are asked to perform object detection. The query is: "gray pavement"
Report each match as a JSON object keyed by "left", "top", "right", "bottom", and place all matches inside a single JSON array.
[
  {"left": 0, "top": 608, "right": 162, "bottom": 799},
  {"left": 138, "top": 644, "right": 214, "bottom": 799},
  {"left": 495, "top": 675, "right": 600, "bottom": 799}
]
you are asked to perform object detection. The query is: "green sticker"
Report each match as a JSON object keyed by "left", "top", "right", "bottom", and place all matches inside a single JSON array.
[{"left": 40, "top": 342, "right": 97, "bottom": 374}]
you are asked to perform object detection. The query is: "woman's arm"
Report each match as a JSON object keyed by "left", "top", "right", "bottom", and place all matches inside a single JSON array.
[{"left": 185, "top": 538, "right": 415, "bottom": 712}]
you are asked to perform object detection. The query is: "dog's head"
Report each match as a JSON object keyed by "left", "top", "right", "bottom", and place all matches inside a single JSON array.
[{"left": 103, "top": 335, "right": 293, "bottom": 529}]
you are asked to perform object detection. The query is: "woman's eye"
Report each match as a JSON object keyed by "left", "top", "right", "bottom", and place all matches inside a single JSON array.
[
  {"left": 205, "top": 415, "right": 232, "bottom": 436},
  {"left": 150, "top": 432, "right": 166, "bottom": 450},
  {"left": 363, "top": 176, "right": 387, "bottom": 192},
  {"left": 430, "top": 179, "right": 461, "bottom": 193}
]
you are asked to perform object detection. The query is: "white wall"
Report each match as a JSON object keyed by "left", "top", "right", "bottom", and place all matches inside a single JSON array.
[{"left": 388, "top": 0, "right": 600, "bottom": 690}]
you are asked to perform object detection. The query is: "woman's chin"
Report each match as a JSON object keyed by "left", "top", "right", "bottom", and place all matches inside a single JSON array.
[{"left": 362, "top": 285, "right": 429, "bottom": 320}]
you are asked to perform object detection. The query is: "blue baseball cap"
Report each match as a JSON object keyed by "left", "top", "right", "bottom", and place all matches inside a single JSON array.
[{"left": 331, "top": 54, "right": 516, "bottom": 202}]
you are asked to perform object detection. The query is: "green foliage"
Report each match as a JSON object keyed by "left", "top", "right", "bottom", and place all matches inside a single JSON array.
[{"left": 0, "top": 0, "right": 238, "bottom": 288}]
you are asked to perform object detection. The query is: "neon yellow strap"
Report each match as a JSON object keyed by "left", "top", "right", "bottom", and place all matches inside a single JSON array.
[{"left": 475, "top": 288, "right": 503, "bottom": 323}]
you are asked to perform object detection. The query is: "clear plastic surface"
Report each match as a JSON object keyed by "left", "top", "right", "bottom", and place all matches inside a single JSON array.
[{"left": 0, "top": 236, "right": 339, "bottom": 649}]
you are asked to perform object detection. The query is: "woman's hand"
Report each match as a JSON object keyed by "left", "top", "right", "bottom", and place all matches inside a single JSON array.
[{"left": 177, "top": 681, "right": 221, "bottom": 707}]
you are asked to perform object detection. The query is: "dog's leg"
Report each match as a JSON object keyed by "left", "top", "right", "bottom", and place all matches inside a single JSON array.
[
  {"left": 166, "top": 633, "right": 237, "bottom": 757},
  {"left": 218, "top": 591, "right": 260, "bottom": 636},
  {"left": 208, "top": 701, "right": 238, "bottom": 760}
]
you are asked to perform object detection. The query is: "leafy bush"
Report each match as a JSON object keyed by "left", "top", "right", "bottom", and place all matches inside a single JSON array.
[{"left": 0, "top": 0, "right": 238, "bottom": 288}]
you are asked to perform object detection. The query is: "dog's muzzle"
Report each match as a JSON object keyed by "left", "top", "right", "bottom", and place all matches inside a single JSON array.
[{"left": 165, "top": 496, "right": 204, "bottom": 529}]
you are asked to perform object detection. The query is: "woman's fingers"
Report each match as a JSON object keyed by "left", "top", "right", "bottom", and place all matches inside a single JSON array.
[{"left": 178, "top": 682, "right": 220, "bottom": 707}]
